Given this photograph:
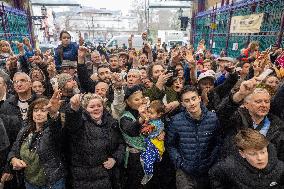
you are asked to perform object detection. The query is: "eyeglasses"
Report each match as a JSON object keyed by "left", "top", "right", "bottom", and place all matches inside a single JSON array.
[
  {"left": 33, "top": 108, "right": 47, "bottom": 113},
  {"left": 13, "top": 79, "right": 29, "bottom": 85}
]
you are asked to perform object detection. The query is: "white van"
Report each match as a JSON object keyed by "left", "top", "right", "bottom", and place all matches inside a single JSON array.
[{"left": 106, "top": 35, "right": 144, "bottom": 49}]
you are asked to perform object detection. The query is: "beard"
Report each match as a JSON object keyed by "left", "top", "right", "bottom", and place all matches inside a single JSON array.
[{"left": 65, "top": 87, "right": 80, "bottom": 97}]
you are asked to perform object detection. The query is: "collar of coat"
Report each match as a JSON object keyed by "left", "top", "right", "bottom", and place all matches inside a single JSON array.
[
  {"left": 234, "top": 144, "right": 279, "bottom": 175},
  {"left": 237, "top": 107, "right": 283, "bottom": 139},
  {"left": 184, "top": 103, "right": 209, "bottom": 121},
  {"left": 6, "top": 92, "right": 38, "bottom": 106}
]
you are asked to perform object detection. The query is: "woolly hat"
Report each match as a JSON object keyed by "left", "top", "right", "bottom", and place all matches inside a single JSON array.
[
  {"left": 124, "top": 84, "right": 143, "bottom": 100},
  {"left": 56, "top": 73, "right": 73, "bottom": 89}
]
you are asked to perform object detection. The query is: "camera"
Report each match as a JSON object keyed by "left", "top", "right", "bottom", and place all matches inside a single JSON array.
[{"left": 165, "top": 67, "right": 178, "bottom": 87}]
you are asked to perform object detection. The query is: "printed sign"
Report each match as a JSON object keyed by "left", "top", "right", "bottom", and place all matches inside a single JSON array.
[{"left": 230, "top": 13, "right": 264, "bottom": 33}]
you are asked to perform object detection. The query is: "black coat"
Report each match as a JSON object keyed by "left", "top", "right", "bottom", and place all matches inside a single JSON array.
[
  {"left": 120, "top": 107, "right": 145, "bottom": 189},
  {"left": 0, "top": 94, "right": 38, "bottom": 123},
  {"left": 207, "top": 72, "right": 239, "bottom": 111},
  {"left": 209, "top": 145, "right": 284, "bottom": 189},
  {"left": 217, "top": 95, "right": 284, "bottom": 161},
  {"left": 65, "top": 106, "right": 125, "bottom": 189},
  {"left": 271, "top": 83, "right": 284, "bottom": 121},
  {"left": 0, "top": 114, "right": 22, "bottom": 175},
  {"left": 8, "top": 117, "right": 65, "bottom": 186}
]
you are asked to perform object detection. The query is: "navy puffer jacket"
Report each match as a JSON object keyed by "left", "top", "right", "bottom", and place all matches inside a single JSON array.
[{"left": 167, "top": 105, "right": 221, "bottom": 176}]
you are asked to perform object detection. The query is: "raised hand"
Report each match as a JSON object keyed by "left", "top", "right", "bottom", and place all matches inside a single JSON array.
[
  {"left": 47, "top": 62, "right": 57, "bottom": 77},
  {"left": 78, "top": 46, "right": 88, "bottom": 63},
  {"left": 144, "top": 43, "right": 152, "bottom": 54},
  {"left": 103, "top": 158, "right": 116, "bottom": 169},
  {"left": 43, "top": 49, "right": 51, "bottom": 59},
  {"left": 45, "top": 90, "right": 62, "bottom": 117},
  {"left": 11, "top": 157, "right": 27, "bottom": 170},
  {"left": 233, "top": 78, "right": 260, "bottom": 103},
  {"left": 138, "top": 104, "right": 149, "bottom": 123},
  {"left": 171, "top": 48, "right": 181, "bottom": 64},
  {"left": 201, "top": 88, "right": 210, "bottom": 105},
  {"left": 111, "top": 73, "right": 124, "bottom": 90},
  {"left": 16, "top": 42, "right": 24, "bottom": 53},
  {"left": 1, "top": 173, "right": 13, "bottom": 183},
  {"left": 6, "top": 56, "right": 18, "bottom": 70},
  {"left": 185, "top": 49, "right": 196, "bottom": 68},
  {"left": 156, "top": 72, "right": 173, "bottom": 90},
  {"left": 70, "top": 94, "right": 81, "bottom": 111},
  {"left": 165, "top": 101, "right": 180, "bottom": 113}
]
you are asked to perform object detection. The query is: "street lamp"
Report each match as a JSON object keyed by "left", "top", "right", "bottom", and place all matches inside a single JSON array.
[
  {"left": 41, "top": 5, "right": 47, "bottom": 16},
  {"left": 178, "top": 8, "right": 183, "bottom": 19}
]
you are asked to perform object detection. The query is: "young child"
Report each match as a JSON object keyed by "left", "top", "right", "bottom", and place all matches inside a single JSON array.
[
  {"left": 0, "top": 40, "right": 13, "bottom": 69},
  {"left": 140, "top": 100, "right": 165, "bottom": 185}
]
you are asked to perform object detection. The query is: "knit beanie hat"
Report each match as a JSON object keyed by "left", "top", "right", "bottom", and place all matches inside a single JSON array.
[{"left": 124, "top": 84, "right": 143, "bottom": 100}]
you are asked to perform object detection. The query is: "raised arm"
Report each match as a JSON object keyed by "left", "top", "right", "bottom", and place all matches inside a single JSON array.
[
  {"left": 77, "top": 46, "right": 96, "bottom": 92},
  {"left": 216, "top": 78, "right": 258, "bottom": 127},
  {"left": 65, "top": 94, "right": 84, "bottom": 133}
]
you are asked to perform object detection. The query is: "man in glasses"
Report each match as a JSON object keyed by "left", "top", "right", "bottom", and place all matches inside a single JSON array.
[{"left": 0, "top": 72, "right": 36, "bottom": 121}]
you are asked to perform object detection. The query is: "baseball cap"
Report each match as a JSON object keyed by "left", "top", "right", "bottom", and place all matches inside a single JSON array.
[
  {"left": 217, "top": 57, "right": 236, "bottom": 63},
  {"left": 198, "top": 70, "right": 216, "bottom": 82}
]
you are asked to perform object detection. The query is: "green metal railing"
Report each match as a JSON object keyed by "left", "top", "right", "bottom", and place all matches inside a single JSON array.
[{"left": 193, "top": 0, "right": 284, "bottom": 57}]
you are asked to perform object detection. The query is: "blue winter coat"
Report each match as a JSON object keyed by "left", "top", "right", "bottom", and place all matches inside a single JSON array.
[
  {"left": 54, "top": 42, "right": 79, "bottom": 70},
  {"left": 166, "top": 105, "right": 221, "bottom": 176}
]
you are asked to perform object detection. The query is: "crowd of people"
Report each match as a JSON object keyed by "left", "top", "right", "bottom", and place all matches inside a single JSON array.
[{"left": 0, "top": 30, "right": 284, "bottom": 189}]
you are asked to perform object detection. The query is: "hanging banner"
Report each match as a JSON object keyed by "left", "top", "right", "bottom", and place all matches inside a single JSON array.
[{"left": 230, "top": 13, "right": 264, "bottom": 33}]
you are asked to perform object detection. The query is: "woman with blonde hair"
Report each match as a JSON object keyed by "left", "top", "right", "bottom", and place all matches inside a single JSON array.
[
  {"left": 0, "top": 40, "right": 13, "bottom": 69},
  {"left": 65, "top": 93, "right": 124, "bottom": 189}
]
